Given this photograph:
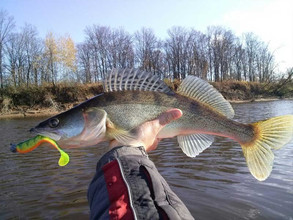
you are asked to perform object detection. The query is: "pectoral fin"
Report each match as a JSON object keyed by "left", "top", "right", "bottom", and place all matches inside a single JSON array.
[
  {"left": 106, "top": 119, "right": 143, "bottom": 147},
  {"left": 177, "top": 134, "right": 214, "bottom": 157}
]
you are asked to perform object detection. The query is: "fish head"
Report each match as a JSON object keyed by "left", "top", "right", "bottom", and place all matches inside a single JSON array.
[{"left": 30, "top": 107, "right": 85, "bottom": 141}]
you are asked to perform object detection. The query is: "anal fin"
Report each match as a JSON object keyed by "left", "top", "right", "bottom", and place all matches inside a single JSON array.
[{"left": 178, "top": 134, "right": 214, "bottom": 157}]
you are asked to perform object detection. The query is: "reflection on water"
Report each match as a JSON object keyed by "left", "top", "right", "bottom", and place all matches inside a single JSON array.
[{"left": 1, "top": 100, "right": 293, "bottom": 219}]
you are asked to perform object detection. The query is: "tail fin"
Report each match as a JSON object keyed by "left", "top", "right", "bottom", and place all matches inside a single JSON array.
[{"left": 241, "top": 115, "right": 293, "bottom": 181}]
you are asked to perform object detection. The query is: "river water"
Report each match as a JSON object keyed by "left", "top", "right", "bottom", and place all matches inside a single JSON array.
[{"left": 1, "top": 100, "right": 293, "bottom": 219}]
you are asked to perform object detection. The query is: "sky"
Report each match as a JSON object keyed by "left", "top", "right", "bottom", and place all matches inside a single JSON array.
[{"left": 1, "top": 0, "right": 292, "bottom": 72}]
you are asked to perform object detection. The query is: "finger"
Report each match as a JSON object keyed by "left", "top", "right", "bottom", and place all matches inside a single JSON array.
[
  {"left": 158, "top": 109, "right": 183, "bottom": 126},
  {"left": 146, "top": 139, "right": 160, "bottom": 152}
]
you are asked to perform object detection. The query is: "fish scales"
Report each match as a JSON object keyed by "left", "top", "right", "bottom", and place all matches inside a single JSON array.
[{"left": 76, "top": 90, "right": 254, "bottom": 142}]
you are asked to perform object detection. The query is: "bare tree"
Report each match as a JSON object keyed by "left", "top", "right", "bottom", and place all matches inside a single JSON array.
[
  {"left": 109, "top": 28, "right": 134, "bottom": 69},
  {"left": 1, "top": 15, "right": 281, "bottom": 86},
  {"left": 134, "top": 27, "right": 159, "bottom": 73},
  {"left": 21, "top": 24, "right": 43, "bottom": 86},
  {"left": 256, "top": 42, "right": 276, "bottom": 82},
  {"left": 164, "top": 26, "right": 190, "bottom": 79},
  {"left": 0, "top": 10, "right": 15, "bottom": 88},
  {"left": 207, "top": 26, "right": 236, "bottom": 81},
  {"left": 185, "top": 29, "right": 209, "bottom": 79},
  {"left": 84, "top": 25, "right": 113, "bottom": 81},
  {"left": 244, "top": 33, "right": 260, "bottom": 81},
  {"left": 77, "top": 42, "right": 92, "bottom": 83},
  {"left": 5, "top": 33, "right": 24, "bottom": 86}
]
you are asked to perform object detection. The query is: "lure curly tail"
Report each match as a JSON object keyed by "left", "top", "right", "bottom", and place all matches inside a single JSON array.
[{"left": 10, "top": 135, "right": 70, "bottom": 166}]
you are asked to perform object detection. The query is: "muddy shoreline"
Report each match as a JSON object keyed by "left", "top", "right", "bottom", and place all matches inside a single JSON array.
[{"left": 1, "top": 80, "right": 292, "bottom": 119}]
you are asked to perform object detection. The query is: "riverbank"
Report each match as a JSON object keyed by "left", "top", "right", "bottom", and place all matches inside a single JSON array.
[
  {"left": 0, "top": 83, "right": 102, "bottom": 119},
  {"left": 1, "top": 80, "right": 292, "bottom": 119},
  {"left": 1, "top": 98, "right": 290, "bottom": 119}
]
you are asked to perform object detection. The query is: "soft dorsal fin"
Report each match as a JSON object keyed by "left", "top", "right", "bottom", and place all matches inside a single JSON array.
[
  {"left": 177, "top": 76, "right": 234, "bottom": 118},
  {"left": 103, "top": 69, "right": 172, "bottom": 93}
]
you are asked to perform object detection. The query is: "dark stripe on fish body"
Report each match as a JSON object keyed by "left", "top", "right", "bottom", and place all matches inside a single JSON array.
[{"left": 100, "top": 91, "right": 171, "bottom": 106}]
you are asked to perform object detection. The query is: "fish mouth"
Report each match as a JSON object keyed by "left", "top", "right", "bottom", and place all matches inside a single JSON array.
[{"left": 30, "top": 127, "right": 62, "bottom": 141}]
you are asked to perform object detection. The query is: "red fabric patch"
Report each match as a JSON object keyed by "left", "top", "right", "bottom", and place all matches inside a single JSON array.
[{"left": 103, "top": 160, "right": 135, "bottom": 220}]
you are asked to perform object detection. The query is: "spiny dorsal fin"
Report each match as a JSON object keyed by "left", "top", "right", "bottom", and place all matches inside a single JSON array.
[
  {"left": 103, "top": 68, "right": 172, "bottom": 93},
  {"left": 177, "top": 76, "right": 234, "bottom": 119}
]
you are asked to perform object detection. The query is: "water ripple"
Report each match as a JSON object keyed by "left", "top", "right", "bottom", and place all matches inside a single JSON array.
[{"left": 1, "top": 100, "right": 293, "bottom": 219}]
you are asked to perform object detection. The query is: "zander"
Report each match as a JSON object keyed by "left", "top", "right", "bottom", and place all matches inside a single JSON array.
[{"left": 30, "top": 69, "right": 293, "bottom": 181}]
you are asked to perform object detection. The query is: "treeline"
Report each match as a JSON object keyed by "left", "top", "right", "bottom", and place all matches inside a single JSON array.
[{"left": 0, "top": 10, "right": 287, "bottom": 89}]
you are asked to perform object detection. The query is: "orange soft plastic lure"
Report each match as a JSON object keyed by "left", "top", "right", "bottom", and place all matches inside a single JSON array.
[{"left": 10, "top": 135, "right": 70, "bottom": 166}]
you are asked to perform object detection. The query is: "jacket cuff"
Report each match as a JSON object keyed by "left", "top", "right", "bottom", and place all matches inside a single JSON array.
[{"left": 96, "top": 146, "right": 148, "bottom": 169}]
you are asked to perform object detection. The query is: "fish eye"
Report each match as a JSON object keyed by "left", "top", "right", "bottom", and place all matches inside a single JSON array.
[{"left": 49, "top": 118, "right": 59, "bottom": 128}]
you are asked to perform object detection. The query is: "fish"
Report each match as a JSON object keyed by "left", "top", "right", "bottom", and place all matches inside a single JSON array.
[{"left": 30, "top": 69, "right": 293, "bottom": 181}]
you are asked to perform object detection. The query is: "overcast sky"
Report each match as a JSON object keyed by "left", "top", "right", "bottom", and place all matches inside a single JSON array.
[{"left": 1, "top": 0, "right": 292, "bottom": 72}]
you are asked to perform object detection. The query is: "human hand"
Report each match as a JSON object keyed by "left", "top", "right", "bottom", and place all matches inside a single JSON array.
[{"left": 109, "top": 109, "right": 183, "bottom": 152}]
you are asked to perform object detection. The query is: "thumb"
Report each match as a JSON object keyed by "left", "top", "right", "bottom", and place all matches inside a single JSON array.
[{"left": 158, "top": 109, "right": 183, "bottom": 127}]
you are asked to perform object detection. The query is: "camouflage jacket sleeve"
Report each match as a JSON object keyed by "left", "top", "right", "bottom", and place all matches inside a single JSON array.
[{"left": 87, "top": 146, "right": 194, "bottom": 220}]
